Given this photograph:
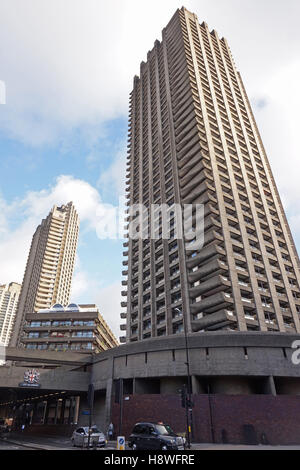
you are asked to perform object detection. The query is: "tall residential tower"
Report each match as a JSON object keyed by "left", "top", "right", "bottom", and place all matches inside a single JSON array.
[
  {"left": 121, "top": 7, "right": 300, "bottom": 343},
  {"left": 0, "top": 282, "right": 21, "bottom": 347},
  {"left": 11, "top": 202, "right": 79, "bottom": 347}
]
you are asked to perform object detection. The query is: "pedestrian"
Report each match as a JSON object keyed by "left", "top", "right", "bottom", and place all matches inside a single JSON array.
[
  {"left": 21, "top": 424, "right": 25, "bottom": 432},
  {"left": 108, "top": 422, "right": 114, "bottom": 440}
]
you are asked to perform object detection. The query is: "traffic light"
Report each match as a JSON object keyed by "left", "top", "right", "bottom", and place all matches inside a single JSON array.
[
  {"left": 186, "top": 398, "right": 194, "bottom": 408},
  {"left": 180, "top": 386, "right": 187, "bottom": 408},
  {"left": 87, "top": 384, "right": 94, "bottom": 409},
  {"left": 114, "top": 378, "right": 123, "bottom": 404}
]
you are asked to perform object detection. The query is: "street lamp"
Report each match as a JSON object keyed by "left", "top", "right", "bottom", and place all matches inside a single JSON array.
[{"left": 174, "top": 307, "right": 193, "bottom": 449}]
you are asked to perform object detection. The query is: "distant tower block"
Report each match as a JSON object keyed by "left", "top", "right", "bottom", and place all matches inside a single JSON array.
[{"left": 11, "top": 202, "right": 79, "bottom": 347}]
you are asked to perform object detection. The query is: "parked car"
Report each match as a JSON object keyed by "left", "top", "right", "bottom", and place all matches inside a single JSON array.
[
  {"left": 71, "top": 426, "right": 106, "bottom": 448},
  {"left": 128, "top": 422, "right": 185, "bottom": 450}
]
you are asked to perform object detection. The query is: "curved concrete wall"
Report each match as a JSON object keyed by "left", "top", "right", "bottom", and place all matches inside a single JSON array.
[{"left": 91, "top": 332, "right": 300, "bottom": 392}]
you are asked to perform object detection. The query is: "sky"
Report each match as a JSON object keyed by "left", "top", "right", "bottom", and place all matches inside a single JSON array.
[{"left": 0, "top": 0, "right": 299, "bottom": 338}]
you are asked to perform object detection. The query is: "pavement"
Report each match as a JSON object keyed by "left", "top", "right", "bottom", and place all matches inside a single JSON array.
[
  {"left": 1, "top": 433, "right": 300, "bottom": 450},
  {"left": 0, "top": 432, "right": 115, "bottom": 450}
]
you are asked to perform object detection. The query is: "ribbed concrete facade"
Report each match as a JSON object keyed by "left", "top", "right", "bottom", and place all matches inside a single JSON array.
[
  {"left": 0, "top": 282, "right": 21, "bottom": 347},
  {"left": 121, "top": 7, "right": 300, "bottom": 343},
  {"left": 11, "top": 202, "right": 79, "bottom": 347}
]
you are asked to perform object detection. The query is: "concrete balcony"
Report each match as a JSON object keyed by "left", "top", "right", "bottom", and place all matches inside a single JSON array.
[
  {"left": 122, "top": 260, "right": 128, "bottom": 266},
  {"left": 121, "top": 291, "right": 127, "bottom": 297},
  {"left": 177, "top": 143, "right": 200, "bottom": 171},
  {"left": 120, "top": 313, "right": 127, "bottom": 319},
  {"left": 189, "top": 275, "right": 230, "bottom": 299},
  {"left": 121, "top": 301, "right": 127, "bottom": 308},
  {"left": 173, "top": 86, "right": 193, "bottom": 115},
  {"left": 204, "top": 215, "right": 222, "bottom": 231},
  {"left": 119, "top": 336, "right": 126, "bottom": 344},
  {"left": 182, "top": 181, "right": 212, "bottom": 204},
  {"left": 186, "top": 243, "right": 225, "bottom": 269},
  {"left": 177, "top": 134, "right": 199, "bottom": 161},
  {"left": 180, "top": 169, "right": 208, "bottom": 199},
  {"left": 122, "top": 270, "right": 128, "bottom": 276},
  {"left": 120, "top": 324, "right": 127, "bottom": 331},
  {"left": 121, "top": 280, "right": 128, "bottom": 286},
  {"left": 239, "top": 281, "right": 252, "bottom": 292},
  {"left": 188, "top": 259, "right": 228, "bottom": 283},
  {"left": 184, "top": 215, "right": 222, "bottom": 248},
  {"left": 184, "top": 203, "right": 219, "bottom": 230},
  {"left": 241, "top": 297, "right": 255, "bottom": 309},
  {"left": 191, "top": 309, "right": 236, "bottom": 331},
  {"left": 178, "top": 152, "right": 202, "bottom": 177},
  {"left": 203, "top": 229, "right": 223, "bottom": 247},
  {"left": 190, "top": 291, "right": 234, "bottom": 315},
  {"left": 174, "top": 106, "right": 196, "bottom": 136},
  {"left": 180, "top": 161, "right": 206, "bottom": 187}
]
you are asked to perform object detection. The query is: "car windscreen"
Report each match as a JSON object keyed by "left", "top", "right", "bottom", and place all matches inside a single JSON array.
[
  {"left": 91, "top": 426, "right": 100, "bottom": 434},
  {"left": 155, "top": 424, "right": 176, "bottom": 436}
]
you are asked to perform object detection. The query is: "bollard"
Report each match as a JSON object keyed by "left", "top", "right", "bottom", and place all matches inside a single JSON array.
[{"left": 117, "top": 436, "right": 125, "bottom": 450}]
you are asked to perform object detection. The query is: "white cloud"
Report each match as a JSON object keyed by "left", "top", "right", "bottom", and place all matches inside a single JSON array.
[
  {"left": 2, "top": 0, "right": 297, "bottom": 146},
  {"left": 70, "top": 256, "right": 90, "bottom": 299},
  {"left": 0, "top": 175, "right": 110, "bottom": 283},
  {"left": 251, "top": 59, "right": 300, "bottom": 241},
  {"left": 70, "top": 267, "right": 121, "bottom": 337},
  {"left": 93, "top": 281, "right": 122, "bottom": 338},
  {"left": 98, "top": 143, "right": 127, "bottom": 198},
  {"left": 0, "top": 0, "right": 185, "bottom": 146}
]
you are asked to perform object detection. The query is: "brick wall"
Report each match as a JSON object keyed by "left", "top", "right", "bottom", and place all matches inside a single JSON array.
[{"left": 111, "top": 394, "right": 300, "bottom": 445}]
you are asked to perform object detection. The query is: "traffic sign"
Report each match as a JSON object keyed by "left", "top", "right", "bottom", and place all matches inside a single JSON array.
[{"left": 117, "top": 436, "right": 125, "bottom": 450}]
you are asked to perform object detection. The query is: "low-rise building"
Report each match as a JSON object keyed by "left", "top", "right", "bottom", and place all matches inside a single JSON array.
[{"left": 20, "top": 303, "right": 118, "bottom": 353}]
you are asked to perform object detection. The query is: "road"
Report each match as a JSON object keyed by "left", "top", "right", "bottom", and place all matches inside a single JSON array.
[
  {"left": 0, "top": 439, "right": 36, "bottom": 450},
  {"left": 2, "top": 434, "right": 300, "bottom": 450}
]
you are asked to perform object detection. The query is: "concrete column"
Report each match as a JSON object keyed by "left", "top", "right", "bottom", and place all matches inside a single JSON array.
[
  {"left": 31, "top": 402, "right": 38, "bottom": 425},
  {"left": 74, "top": 396, "right": 80, "bottom": 425},
  {"left": 265, "top": 376, "right": 277, "bottom": 396},
  {"left": 68, "top": 397, "right": 74, "bottom": 425},
  {"left": 104, "top": 378, "right": 113, "bottom": 430},
  {"left": 44, "top": 401, "right": 50, "bottom": 425},
  {"left": 191, "top": 376, "right": 200, "bottom": 394},
  {"left": 54, "top": 400, "right": 59, "bottom": 424},
  {"left": 60, "top": 398, "right": 66, "bottom": 424}
]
